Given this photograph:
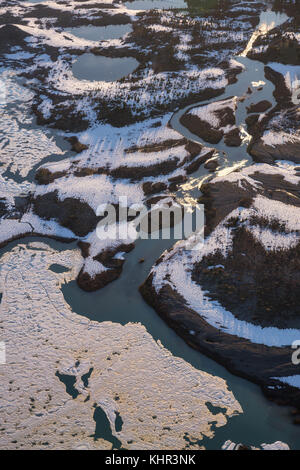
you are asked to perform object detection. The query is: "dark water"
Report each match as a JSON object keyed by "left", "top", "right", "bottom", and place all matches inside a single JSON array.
[
  {"left": 72, "top": 54, "right": 140, "bottom": 82},
  {"left": 49, "top": 263, "right": 71, "bottom": 274},
  {"left": 6, "top": 231, "right": 298, "bottom": 451},
  {"left": 125, "top": 0, "right": 187, "bottom": 9},
  {"left": 0, "top": 229, "right": 298, "bottom": 449},
  {"left": 65, "top": 25, "right": 133, "bottom": 42},
  {"left": 92, "top": 406, "right": 122, "bottom": 449},
  {"left": 55, "top": 371, "right": 79, "bottom": 399},
  {"left": 125, "top": 0, "right": 223, "bottom": 14},
  {"left": 60, "top": 233, "right": 300, "bottom": 450}
]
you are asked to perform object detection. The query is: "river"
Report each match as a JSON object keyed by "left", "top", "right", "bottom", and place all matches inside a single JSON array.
[{"left": 1, "top": 5, "right": 299, "bottom": 449}]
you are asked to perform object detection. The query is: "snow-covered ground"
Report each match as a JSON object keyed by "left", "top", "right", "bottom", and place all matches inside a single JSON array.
[
  {"left": 151, "top": 162, "right": 300, "bottom": 349},
  {"left": 0, "top": 70, "right": 65, "bottom": 179},
  {"left": 222, "top": 440, "right": 290, "bottom": 450},
  {"left": 189, "top": 97, "right": 239, "bottom": 130},
  {"left": 268, "top": 62, "right": 300, "bottom": 104},
  {"left": 0, "top": 242, "right": 242, "bottom": 450}
]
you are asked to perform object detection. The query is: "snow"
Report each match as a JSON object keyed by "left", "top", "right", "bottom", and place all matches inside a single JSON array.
[
  {"left": 32, "top": 113, "right": 194, "bottom": 245},
  {"left": 261, "top": 442, "right": 290, "bottom": 451},
  {"left": 45, "top": 59, "right": 228, "bottom": 115},
  {"left": 269, "top": 62, "right": 300, "bottom": 104},
  {"left": 0, "top": 68, "right": 189, "bottom": 268},
  {"left": 189, "top": 97, "right": 238, "bottom": 129},
  {"left": 0, "top": 0, "right": 297, "bottom": 449},
  {"left": 212, "top": 161, "right": 300, "bottom": 187},
  {"left": 153, "top": 247, "right": 300, "bottom": 347},
  {"left": 262, "top": 130, "right": 300, "bottom": 147},
  {"left": 113, "top": 144, "right": 188, "bottom": 169},
  {"left": 207, "top": 264, "right": 224, "bottom": 270},
  {"left": 151, "top": 191, "right": 300, "bottom": 348},
  {"left": 19, "top": 24, "right": 100, "bottom": 49},
  {"left": 0, "top": 174, "right": 32, "bottom": 208},
  {"left": 5, "top": 51, "right": 34, "bottom": 60},
  {"left": 84, "top": 226, "right": 135, "bottom": 259},
  {"left": 83, "top": 257, "right": 107, "bottom": 278},
  {"left": 269, "top": 62, "right": 300, "bottom": 91},
  {"left": 222, "top": 440, "right": 290, "bottom": 450},
  {"left": 35, "top": 173, "right": 144, "bottom": 214},
  {"left": 0, "top": 212, "right": 76, "bottom": 246},
  {"left": 0, "top": 70, "right": 66, "bottom": 178},
  {"left": 241, "top": 10, "right": 288, "bottom": 57},
  {"left": 271, "top": 376, "right": 300, "bottom": 389},
  {"left": 148, "top": 24, "right": 173, "bottom": 33},
  {"left": 0, "top": 242, "right": 242, "bottom": 449},
  {"left": 21, "top": 211, "right": 76, "bottom": 239},
  {"left": 74, "top": 113, "right": 183, "bottom": 164},
  {"left": 113, "top": 252, "right": 126, "bottom": 260},
  {"left": 252, "top": 195, "right": 300, "bottom": 233},
  {"left": 1, "top": 0, "right": 255, "bottom": 130},
  {"left": 0, "top": 111, "right": 65, "bottom": 177},
  {"left": 0, "top": 219, "right": 30, "bottom": 245}
]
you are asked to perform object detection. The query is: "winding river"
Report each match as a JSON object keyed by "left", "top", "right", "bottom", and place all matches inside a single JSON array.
[
  {"left": 171, "top": 10, "right": 289, "bottom": 205},
  {"left": 1, "top": 7, "right": 299, "bottom": 449}
]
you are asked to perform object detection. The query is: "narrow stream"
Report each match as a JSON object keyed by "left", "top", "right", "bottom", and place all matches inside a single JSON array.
[{"left": 171, "top": 10, "right": 289, "bottom": 204}]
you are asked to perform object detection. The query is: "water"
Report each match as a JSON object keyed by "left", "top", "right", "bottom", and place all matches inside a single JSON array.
[
  {"left": 65, "top": 24, "right": 133, "bottom": 42},
  {"left": 125, "top": 0, "right": 186, "bottom": 10},
  {"left": 58, "top": 224, "right": 300, "bottom": 449},
  {"left": 2, "top": 5, "right": 299, "bottom": 450},
  {"left": 25, "top": 0, "right": 218, "bottom": 14},
  {"left": 1, "top": 232, "right": 299, "bottom": 449},
  {"left": 125, "top": 0, "right": 221, "bottom": 14},
  {"left": 63, "top": 8, "right": 300, "bottom": 449},
  {"left": 49, "top": 263, "right": 71, "bottom": 274},
  {"left": 93, "top": 406, "right": 122, "bottom": 449},
  {"left": 171, "top": 10, "right": 289, "bottom": 204},
  {"left": 171, "top": 55, "right": 275, "bottom": 203},
  {"left": 72, "top": 54, "right": 139, "bottom": 82}
]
